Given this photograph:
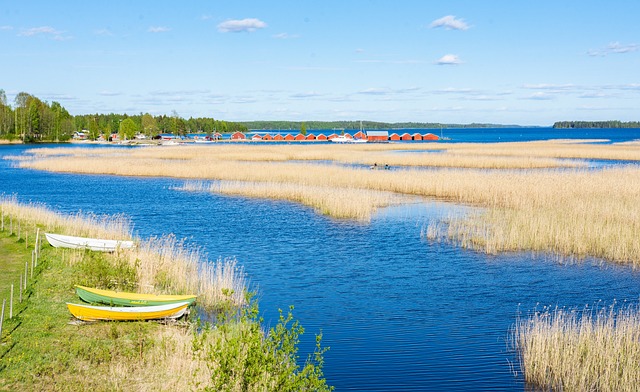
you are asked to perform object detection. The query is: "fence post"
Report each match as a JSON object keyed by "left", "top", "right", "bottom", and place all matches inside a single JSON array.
[{"left": 0, "top": 299, "right": 5, "bottom": 340}]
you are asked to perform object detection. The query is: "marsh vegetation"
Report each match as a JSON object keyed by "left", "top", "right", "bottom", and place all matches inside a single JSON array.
[{"left": 0, "top": 199, "right": 331, "bottom": 391}]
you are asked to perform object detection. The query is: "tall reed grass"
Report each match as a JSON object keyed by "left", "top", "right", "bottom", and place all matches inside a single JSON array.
[
  {"left": 0, "top": 197, "right": 247, "bottom": 308},
  {"left": 177, "top": 180, "right": 401, "bottom": 220},
  {"left": 515, "top": 303, "right": 640, "bottom": 391},
  {"left": 15, "top": 142, "right": 640, "bottom": 265}
]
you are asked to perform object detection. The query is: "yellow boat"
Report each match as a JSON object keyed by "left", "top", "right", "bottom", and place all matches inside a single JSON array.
[
  {"left": 75, "top": 285, "right": 197, "bottom": 306},
  {"left": 66, "top": 301, "right": 190, "bottom": 321}
]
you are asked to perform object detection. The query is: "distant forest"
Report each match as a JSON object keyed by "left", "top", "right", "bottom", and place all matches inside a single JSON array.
[
  {"left": 241, "top": 120, "right": 518, "bottom": 130},
  {"left": 553, "top": 121, "right": 640, "bottom": 129},
  {"left": 0, "top": 90, "right": 248, "bottom": 142}
]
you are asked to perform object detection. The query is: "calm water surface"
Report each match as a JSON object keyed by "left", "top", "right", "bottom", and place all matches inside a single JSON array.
[{"left": 2, "top": 130, "right": 640, "bottom": 391}]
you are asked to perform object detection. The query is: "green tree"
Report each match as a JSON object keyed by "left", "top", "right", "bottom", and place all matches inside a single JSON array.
[
  {"left": 300, "top": 122, "right": 307, "bottom": 136},
  {"left": 141, "top": 113, "right": 158, "bottom": 137},
  {"left": 118, "top": 118, "right": 137, "bottom": 140}
]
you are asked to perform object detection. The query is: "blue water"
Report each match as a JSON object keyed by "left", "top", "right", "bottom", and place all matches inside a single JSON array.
[
  {"left": 251, "top": 127, "right": 640, "bottom": 144},
  {"left": 2, "top": 130, "right": 640, "bottom": 391}
]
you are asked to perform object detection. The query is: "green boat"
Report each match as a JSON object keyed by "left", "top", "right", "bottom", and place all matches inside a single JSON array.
[{"left": 75, "top": 285, "right": 197, "bottom": 307}]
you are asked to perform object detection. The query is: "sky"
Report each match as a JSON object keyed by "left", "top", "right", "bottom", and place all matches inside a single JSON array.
[{"left": 1, "top": 1, "right": 639, "bottom": 125}]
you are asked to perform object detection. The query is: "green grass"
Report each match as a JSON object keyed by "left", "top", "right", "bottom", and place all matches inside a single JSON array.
[{"left": 0, "top": 203, "right": 332, "bottom": 391}]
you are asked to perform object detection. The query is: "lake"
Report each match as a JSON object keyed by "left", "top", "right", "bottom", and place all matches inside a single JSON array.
[{"left": 2, "top": 128, "right": 640, "bottom": 390}]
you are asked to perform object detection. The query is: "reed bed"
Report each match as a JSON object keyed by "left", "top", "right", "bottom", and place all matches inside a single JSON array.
[
  {"left": 129, "top": 235, "right": 246, "bottom": 308},
  {"left": 177, "top": 180, "right": 401, "bottom": 220},
  {"left": 515, "top": 304, "right": 640, "bottom": 391},
  {"left": 0, "top": 197, "right": 247, "bottom": 308},
  {"left": 15, "top": 143, "right": 640, "bottom": 264},
  {"left": 24, "top": 141, "right": 616, "bottom": 168},
  {"left": 1, "top": 195, "right": 133, "bottom": 240}
]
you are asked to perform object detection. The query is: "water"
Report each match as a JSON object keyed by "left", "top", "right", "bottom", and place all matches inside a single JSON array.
[
  {"left": 255, "top": 127, "right": 640, "bottom": 144},
  {"left": 2, "top": 131, "right": 640, "bottom": 391}
]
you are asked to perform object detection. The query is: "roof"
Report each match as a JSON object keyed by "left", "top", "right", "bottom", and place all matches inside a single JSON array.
[{"left": 366, "top": 130, "right": 389, "bottom": 137}]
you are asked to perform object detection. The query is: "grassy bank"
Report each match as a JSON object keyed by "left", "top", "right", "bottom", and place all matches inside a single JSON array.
[
  {"left": 15, "top": 141, "right": 640, "bottom": 265},
  {"left": 515, "top": 304, "right": 640, "bottom": 391},
  {"left": 0, "top": 199, "right": 331, "bottom": 391}
]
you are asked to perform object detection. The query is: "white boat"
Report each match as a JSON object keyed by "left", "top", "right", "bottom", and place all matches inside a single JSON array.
[
  {"left": 45, "top": 233, "right": 135, "bottom": 252},
  {"left": 161, "top": 140, "right": 180, "bottom": 146},
  {"left": 331, "top": 136, "right": 367, "bottom": 144}
]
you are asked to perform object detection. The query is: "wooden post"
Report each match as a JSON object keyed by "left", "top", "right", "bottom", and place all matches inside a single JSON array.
[
  {"left": 19, "top": 275, "right": 22, "bottom": 303},
  {"left": 1, "top": 299, "right": 5, "bottom": 339},
  {"left": 35, "top": 228, "right": 40, "bottom": 256},
  {"left": 10, "top": 284, "right": 13, "bottom": 319},
  {"left": 24, "top": 261, "right": 28, "bottom": 289}
]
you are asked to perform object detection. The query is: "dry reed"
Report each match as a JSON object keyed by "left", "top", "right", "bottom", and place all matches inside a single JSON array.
[
  {"left": 15, "top": 142, "right": 640, "bottom": 264},
  {"left": 177, "top": 180, "right": 401, "bottom": 220},
  {"left": 0, "top": 197, "right": 247, "bottom": 308},
  {"left": 515, "top": 303, "right": 640, "bottom": 391}
]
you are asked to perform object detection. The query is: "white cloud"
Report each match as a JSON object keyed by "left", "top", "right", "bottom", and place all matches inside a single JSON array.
[
  {"left": 290, "top": 91, "right": 323, "bottom": 98},
  {"left": 358, "top": 88, "right": 390, "bottom": 95},
  {"left": 0, "top": 25, "right": 13, "bottom": 31},
  {"left": 588, "top": 41, "right": 638, "bottom": 56},
  {"left": 522, "top": 83, "right": 575, "bottom": 91},
  {"left": 525, "top": 92, "right": 555, "bottom": 100},
  {"left": 94, "top": 28, "right": 114, "bottom": 37},
  {"left": 148, "top": 26, "right": 171, "bottom": 33},
  {"left": 99, "top": 91, "right": 122, "bottom": 96},
  {"left": 18, "top": 26, "right": 68, "bottom": 40},
  {"left": 273, "top": 32, "right": 299, "bottom": 39},
  {"left": 217, "top": 18, "right": 267, "bottom": 33},
  {"left": 435, "top": 54, "right": 462, "bottom": 65},
  {"left": 429, "top": 15, "right": 470, "bottom": 31}
]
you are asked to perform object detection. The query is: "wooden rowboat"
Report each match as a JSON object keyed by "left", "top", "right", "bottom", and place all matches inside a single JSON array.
[
  {"left": 66, "top": 301, "right": 190, "bottom": 321},
  {"left": 45, "top": 232, "right": 135, "bottom": 252},
  {"left": 75, "top": 285, "right": 197, "bottom": 307}
]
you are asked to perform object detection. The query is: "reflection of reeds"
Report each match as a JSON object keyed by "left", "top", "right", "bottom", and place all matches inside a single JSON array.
[
  {"left": 17, "top": 142, "right": 640, "bottom": 264},
  {"left": 515, "top": 304, "right": 640, "bottom": 391}
]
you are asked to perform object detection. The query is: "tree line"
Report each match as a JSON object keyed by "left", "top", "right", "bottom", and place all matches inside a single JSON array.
[
  {"left": 241, "top": 120, "right": 517, "bottom": 130},
  {"left": 0, "top": 90, "right": 248, "bottom": 142},
  {"left": 553, "top": 121, "right": 640, "bottom": 129}
]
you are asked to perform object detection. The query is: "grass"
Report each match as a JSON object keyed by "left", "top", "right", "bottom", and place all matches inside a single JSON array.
[
  {"left": 515, "top": 304, "right": 640, "bottom": 391},
  {"left": 0, "top": 200, "right": 331, "bottom": 391},
  {"left": 14, "top": 141, "right": 640, "bottom": 265}
]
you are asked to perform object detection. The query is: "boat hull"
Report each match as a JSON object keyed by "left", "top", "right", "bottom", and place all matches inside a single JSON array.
[
  {"left": 66, "top": 301, "right": 189, "bottom": 321},
  {"left": 45, "top": 233, "right": 135, "bottom": 252},
  {"left": 75, "top": 285, "right": 197, "bottom": 306}
]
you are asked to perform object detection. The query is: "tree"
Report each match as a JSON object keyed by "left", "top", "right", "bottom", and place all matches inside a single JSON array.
[
  {"left": 119, "top": 118, "right": 138, "bottom": 140},
  {"left": 141, "top": 113, "right": 158, "bottom": 137},
  {"left": 300, "top": 122, "right": 307, "bottom": 136},
  {"left": 88, "top": 118, "right": 100, "bottom": 140}
]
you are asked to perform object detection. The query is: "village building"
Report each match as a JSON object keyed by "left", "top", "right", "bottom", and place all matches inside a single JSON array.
[{"left": 366, "top": 130, "right": 389, "bottom": 142}]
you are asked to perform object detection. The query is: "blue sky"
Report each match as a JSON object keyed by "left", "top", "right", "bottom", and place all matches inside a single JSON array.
[{"left": 1, "top": 1, "right": 639, "bottom": 125}]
